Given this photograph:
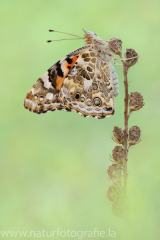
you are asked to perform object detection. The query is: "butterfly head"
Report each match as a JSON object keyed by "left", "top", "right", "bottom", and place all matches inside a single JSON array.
[
  {"left": 83, "top": 29, "right": 114, "bottom": 62},
  {"left": 83, "top": 29, "right": 106, "bottom": 45}
]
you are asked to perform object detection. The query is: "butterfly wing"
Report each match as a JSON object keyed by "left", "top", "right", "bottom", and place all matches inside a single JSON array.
[
  {"left": 24, "top": 45, "right": 90, "bottom": 113},
  {"left": 60, "top": 47, "right": 119, "bottom": 119},
  {"left": 24, "top": 44, "right": 119, "bottom": 118}
]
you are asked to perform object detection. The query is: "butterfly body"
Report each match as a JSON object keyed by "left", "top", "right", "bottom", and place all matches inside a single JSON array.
[{"left": 24, "top": 29, "right": 119, "bottom": 119}]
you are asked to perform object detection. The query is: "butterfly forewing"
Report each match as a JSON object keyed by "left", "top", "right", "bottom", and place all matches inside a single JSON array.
[{"left": 24, "top": 45, "right": 90, "bottom": 113}]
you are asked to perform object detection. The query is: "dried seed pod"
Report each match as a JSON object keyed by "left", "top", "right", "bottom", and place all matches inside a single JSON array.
[
  {"left": 125, "top": 48, "right": 138, "bottom": 67},
  {"left": 108, "top": 38, "right": 122, "bottom": 55},
  {"left": 112, "top": 146, "right": 124, "bottom": 164},
  {"left": 107, "top": 184, "right": 122, "bottom": 202},
  {"left": 129, "top": 126, "right": 141, "bottom": 145},
  {"left": 129, "top": 92, "right": 144, "bottom": 111},
  {"left": 107, "top": 164, "right": 122, "bottom": 181},
  {"left": 112, "top": 198, "right": 124, "bottom": 218},
  {"left": 107, "top": 185, "right": 117, "bottom": 202},
  {"left": 112, "top": 126, "right": 124, "bottom": 144}
]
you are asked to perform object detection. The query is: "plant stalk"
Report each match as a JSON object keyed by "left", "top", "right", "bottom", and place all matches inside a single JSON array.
[{"left": 120, "top": 54, "right": 129, "bottom": 199}]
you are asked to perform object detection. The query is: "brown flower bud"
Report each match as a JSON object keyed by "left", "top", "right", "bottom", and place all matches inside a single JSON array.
[
  {"left": 107, "top": 164, "right": 122, "bottom": 182},
  {"left": 129, "top": 126, "right": 141, "bottom": 145},
  {"left": 112, "top": 146, "right": 124, "bottom": 164},
  {"left": 112, "top": 198, "right": 124, "bottom": 218},
  {"left": 108, "top": 38, "right": 122, "bottom": 55},
  {"left": 112, "top": 126, "right": 124, "bottom": 144},
  {"left": 125, "top": 48, "right": 139, "bottom": 67},
  {"left": 107, "top": 184, "right": 122, "bottom": 202},
  {"left": 129, "top": 92, "right": 144, "bottom": 111},
  {"left": 107, "top": 185, "right": 117, "bottom": 202}
]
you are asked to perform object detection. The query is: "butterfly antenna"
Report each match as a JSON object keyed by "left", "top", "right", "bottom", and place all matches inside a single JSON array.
[
  {"left": 48, "top": 30, "right": 82, "bottom": 38},
  {"left": 46, "top": 38, "right": 84, "bottom": 43}
]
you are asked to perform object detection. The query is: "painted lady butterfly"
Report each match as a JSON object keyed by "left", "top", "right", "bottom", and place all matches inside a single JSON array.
[{"left": 24, "top": 29, "right": 119, "bottom": 119}]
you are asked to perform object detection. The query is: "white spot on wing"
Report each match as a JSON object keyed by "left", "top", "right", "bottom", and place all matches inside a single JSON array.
[
  {"left": 28, "top": 99, "right": 32, "bottom": 107},
  {"left": 46, "top": 92, "right": 53, "bottom": 100},
  {"left": 32, "top": 102, "right": 37, "bottom": 109},
  {"left": 61, "top": 62, "right": 69, "bottom": 75},
  {"left": 31, "top": 88, "right": 34, "bottom": 96},
  {"left": 84, "top": 79, "right": 93, "bottom": 92},
  {"left": 41, "top": 72, "right": 51, "bottom": 89},
  {"left": 62, "top": 87, "right": 68, "bottom": 95},
  {"left": 44, "top": 81, "right": 51, "bottom": 89}
]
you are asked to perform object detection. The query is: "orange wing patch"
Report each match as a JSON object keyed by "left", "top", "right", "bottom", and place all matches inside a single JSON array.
[{"left": 56, "top": 55, "right": 79, "bottom": 90}]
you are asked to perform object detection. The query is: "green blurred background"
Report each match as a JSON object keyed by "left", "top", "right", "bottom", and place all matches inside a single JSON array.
[{"left": 1, "top": 0, "right": 160, "bottom": 239}]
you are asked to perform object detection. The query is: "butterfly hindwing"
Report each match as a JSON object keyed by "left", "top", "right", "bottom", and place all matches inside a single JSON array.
[{"left": 60, "top": 46, "right": 118, "bottom": 118}]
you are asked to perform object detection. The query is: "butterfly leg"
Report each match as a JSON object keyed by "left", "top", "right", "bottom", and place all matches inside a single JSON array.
[
  {"left": 113, "top": 62, "right": 123, "bottom": 66},
  {"left": 114, "top": 56, "right": 139, "bottom": 61},
  {"left": 113, "top": 59, "right": 123, "bottom": 66}
]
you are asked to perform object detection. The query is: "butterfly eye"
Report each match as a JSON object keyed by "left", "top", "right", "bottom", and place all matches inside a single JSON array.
[
  {"left": 94, "top": 97, "right": 101, "bottom": 107},
  {"left": 75, "top": 92, "right": 80, "bottom": 100}
]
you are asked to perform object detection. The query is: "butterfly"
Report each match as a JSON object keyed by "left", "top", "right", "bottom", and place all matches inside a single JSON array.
[{"left": 24, "top": 29, "right": 119, "bottom": 119}]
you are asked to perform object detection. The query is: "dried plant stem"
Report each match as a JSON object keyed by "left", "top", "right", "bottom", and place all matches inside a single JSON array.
[
  {"left": 120, "top": 54, "right": 129, "bottom": 202},
  {"left": 107, "top": 39, "right": 142, "bottom": 218}
]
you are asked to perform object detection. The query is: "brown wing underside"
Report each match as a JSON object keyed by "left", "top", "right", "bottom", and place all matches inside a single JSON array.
[
  {"left": 24, "top": 45, "right": 118, "bottom": 119},
  {"left": 60, "top": 48, "right": 116, "bottom": 118}
]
